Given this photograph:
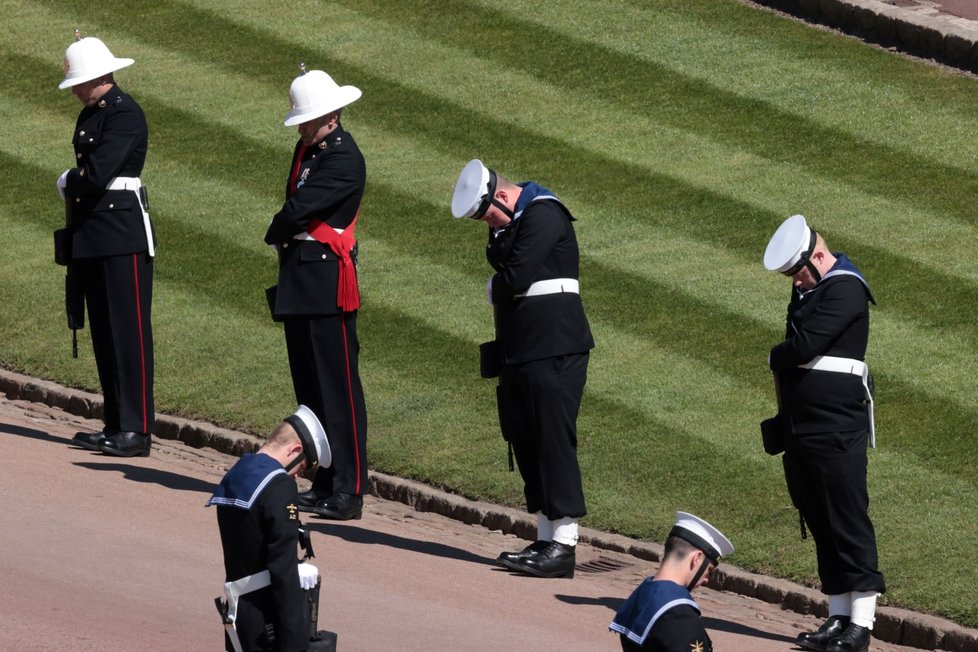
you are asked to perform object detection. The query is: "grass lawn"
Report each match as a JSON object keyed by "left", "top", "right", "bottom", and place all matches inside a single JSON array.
[{"left": 2, "top": 0, "right": 977, "bottom": 627}]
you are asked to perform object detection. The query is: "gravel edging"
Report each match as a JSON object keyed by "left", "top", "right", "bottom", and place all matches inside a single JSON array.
[{"left": 2, "top": 368, "right": 976, "bottom": 650}]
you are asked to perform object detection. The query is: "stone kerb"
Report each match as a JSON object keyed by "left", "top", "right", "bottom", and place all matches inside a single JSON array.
[{"left": 753, "top": 0, "right": 978, "bottom": 74}]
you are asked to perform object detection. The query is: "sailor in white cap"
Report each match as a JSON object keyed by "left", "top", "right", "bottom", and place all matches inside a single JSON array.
[
  {"left": 610, "top": 512, "right": 734, "bottom": 651},
  {"left": 763, "top": 215, "right": 884, "bottom": 652},
  {"left": 57, "top": 30, "right": 157, "bottom": 458},
  {"left": 209, "top": 406, "right": 337, "bottom": 652},
  {"left": 452, "top": 159, "right": 594, "bottom": 579},
  {"left": 264, "top": 64, "right": 368, "bottom": 522}
]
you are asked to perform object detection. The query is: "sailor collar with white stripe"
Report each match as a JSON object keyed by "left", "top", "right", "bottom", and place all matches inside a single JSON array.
[
  {"left": 206, "top": 453, "right": 287, "bottom": 511},
  {"left": 490, "top": 181, "right": 562, "bottom": 236},
  {"left": 797, "top": 252, "right": 875, "bottom": 304}
]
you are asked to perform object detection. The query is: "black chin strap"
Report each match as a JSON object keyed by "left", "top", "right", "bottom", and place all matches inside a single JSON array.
[
  {"left": 284, "top": 451, "right": 305, "bottom": 473},
  {"left": 805, "top": 258, "right": 822, "bottom": 283},
  {"left": 687, "top": 555, "right": 713, "bottom": 591},
  {"left": 473, "top": 169, "right": 515, "bottom": 220}
]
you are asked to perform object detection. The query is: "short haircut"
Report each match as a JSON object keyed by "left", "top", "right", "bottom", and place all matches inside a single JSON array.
[
  {"left": 267, "top": 420, "right": 300, "bottom": 447},
  {"left": 663, "top": 535, "right": 700, "bottom": 562}
]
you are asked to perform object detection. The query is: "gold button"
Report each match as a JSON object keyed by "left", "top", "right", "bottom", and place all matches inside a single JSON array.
[
  {"left": 75, "top": 198, "right": 80, "bottom": 203},
  {"left": 109, "top": 204, "right": 114, "bottom": 208},
  {"left": 282, "top": 243, "right": 289, "bottom": 248},
  {"left": 76, "top": 153, "right": 82, "bottom": 159},
  {"left": 79, "top": 131, "right": 85, "bottom": 136},
  {"left": 321, "top": 254, "right": 327, "bottom": 259},
  {"left": 88, "top": 138, "right": 93, "bottom": 142}
]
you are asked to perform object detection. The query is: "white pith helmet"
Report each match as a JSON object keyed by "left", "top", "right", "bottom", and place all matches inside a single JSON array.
[
  {"left": 283, "top": 63, "right": 362, "bottom": 127},
  {"left": 59, "top": 30, "right": 134, "bottom": 90}
]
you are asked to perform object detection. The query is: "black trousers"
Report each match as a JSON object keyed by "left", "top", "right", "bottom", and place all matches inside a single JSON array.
[
  {"left": 782, "top": 428, "right": 886, "bottom": 595},
  {"left": 284, "top": 312, "right": 368, "bottom": 496},
  {"left": 77, "top": 253, "right": 154, "bottom": 434},
  {"left": 498, "top": 352, "right": 588, "bottom": 519}
]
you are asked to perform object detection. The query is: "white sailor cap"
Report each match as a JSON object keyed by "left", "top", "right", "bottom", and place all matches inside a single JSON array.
[
  {"left": 451, "top": 159, "right": 496, "bottom": 219},
  {"left": 763, "top": 214, "right": 817, "bottom": 275},
  {"left": 669, "top": 511, "right": 734, "bottom": 564},
  {"left": 284, "top": 405, "right": 332, "bottom": 470}
]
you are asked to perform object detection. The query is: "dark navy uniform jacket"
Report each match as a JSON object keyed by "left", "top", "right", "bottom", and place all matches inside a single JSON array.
[
  {"left": 611, "top": 579, "right": 712, "bottom": 652},
  {"left": 769, "top": 255, "right": 874, "bottom": 434},
  {"left": 486, "top": 187, "right": 594, "bottom": 365},
  {"left": 264, "top": 126, "right": 365, "bottom": 316},
  {"left": 65, "top": 85, "right": 150, "bottom": 259},
  {"left": 209, "top": 454, "right": 309, "bottom": 652}
]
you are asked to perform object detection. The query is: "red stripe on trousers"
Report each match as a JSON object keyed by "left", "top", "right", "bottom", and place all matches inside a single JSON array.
[
  {"left": 131, "top": 254, "right": 148, "bottom": 433},
  {"left": 340, "top": 312, "right": 362, "bottom": 495}
]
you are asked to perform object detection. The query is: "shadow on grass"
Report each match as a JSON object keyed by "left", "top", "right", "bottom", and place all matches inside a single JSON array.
[
  {"left": 75, "top": 461, "right": 216, "bottom": 494},
  {"left": 303, "top": 520, "right": 495, "bottom": 566}
]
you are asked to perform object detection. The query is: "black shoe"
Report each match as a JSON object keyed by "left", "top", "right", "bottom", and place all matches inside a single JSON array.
[
  {"left": 501, "top": 541, "right": 575, "bottom": 578},
  {"left": 497, "top": 540, "right": 552, "bottom": 566},
  {"left": 297, "top": 488, "right": 332, "bottom": 513},
  {"left": 797, "top": 616, "right": 850, "bottom": 652},
  {"left": 98, "top": 432, "right": 152, "bottom": 457},
  {"left": 72, "top": 430, "right": 109, "bottom": 451},
  {"left": 312, "top": 493, "right": 363, "bottom": 520},
  {"left": 826, "top": 624, "right": 871, "bottom": 652}
]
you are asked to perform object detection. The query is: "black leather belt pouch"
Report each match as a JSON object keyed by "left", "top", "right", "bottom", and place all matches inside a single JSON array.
[
  {"left": 760, "top": 414, "right": 787, "bottom": 455},
  {"left": 54, "top": 228, "right": 71, "bottom": 266},
  {"left": 479, "top": 340, "right": 501, "bottom": 378},
  {"left": 265, "top": 285, "right": 283, "bottom": 322}
]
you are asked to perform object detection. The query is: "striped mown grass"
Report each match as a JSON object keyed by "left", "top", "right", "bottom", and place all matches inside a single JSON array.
[{"left": 2, "top": 0, "right": 977, "bottom": 627}]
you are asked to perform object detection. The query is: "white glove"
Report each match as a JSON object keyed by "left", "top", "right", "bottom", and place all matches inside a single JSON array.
[
  {"left": 56, "top": 170, "right": 70, "bottom": 201},
  {"left": 297, "top": 562, "right": 319, "bottom": 590}
]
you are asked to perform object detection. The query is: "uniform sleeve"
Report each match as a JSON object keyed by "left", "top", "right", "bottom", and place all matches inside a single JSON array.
[
  {"left": 769, "top": 278, "right": 866, "bottom": 372},
  {"left": 644, "top": 606, "right": 712, "bottom": 652},
  {"left": 68, "top": 103, "right": 146, "bottom": 193},
  {"left": 265, "top": 147, "right": 362, "bottom": 244},
  {"left": 490, "top": 204, "right": 564, "bottom": 302},
  {"left": 259, "top": 476, "right": 309, "bottom": 652}
]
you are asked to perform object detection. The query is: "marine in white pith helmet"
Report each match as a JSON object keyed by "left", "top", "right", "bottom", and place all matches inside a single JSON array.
[
  {"left": 283, "top": 63, "right": 362, "bottom": 127},
  {"left": 59, "top": 30, "right": 134, "bottom": 90}
]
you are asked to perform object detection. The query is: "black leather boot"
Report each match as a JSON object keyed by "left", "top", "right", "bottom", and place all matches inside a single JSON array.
[
  {"left": 497, "top": 540, "right": 551, "bottom": 565},
  {"left": 297, "top": 488, "right": 332, "bottom": 513},
  {"left": 312, "top": 493, "right": 363, "bottom": 520},
  {"left": 797, "top": 616, "right": 850, "bottom": 652},
  {"left": 826, "top": 624, "right": 871, "bottom": 652},
  {"left": 72, "top": 430, "right": 109, "bottom": 451},
  {"left": 501, "top": 541, "right": 575, "bottom": 578},
  {"left": 99, "top": 432, "right": 152, "bottom": 457}
]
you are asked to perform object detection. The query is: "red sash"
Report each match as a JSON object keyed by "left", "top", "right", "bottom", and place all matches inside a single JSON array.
[
  {"left": 288, "top": 141, "right": 361, "bottom": 311},
  {"left": 308, "top": 214, "right": 360, "bottom": 312}
]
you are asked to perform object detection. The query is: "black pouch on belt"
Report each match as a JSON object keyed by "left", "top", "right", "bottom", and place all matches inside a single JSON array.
[
  {"left": 479, "top": 340, "right": 501, "bottom": 378},
  {"left": 760, "top": 414, "right": 787, "bottom": 455},
  {"left": 54, "top": 228, "right": 71, "bottom": 266},
  {"left": 265, "top": 286, "right": 283, "bottom": 322}
]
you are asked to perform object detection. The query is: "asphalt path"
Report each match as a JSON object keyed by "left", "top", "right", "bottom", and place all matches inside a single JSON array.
[{"left": 0, "top": 396, "right": 925, "bottom": 651}]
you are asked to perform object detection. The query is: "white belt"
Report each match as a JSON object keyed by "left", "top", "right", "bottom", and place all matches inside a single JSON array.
[
  {"left": 106, "top": 176, "right": 142, "bottom": 191},
  {"left": 294, "top": 227, "right": 345, "bottom": 240},
  {"left": 106, "top": 176, "right": 155, "bottom": 257},
  {"left": 221, "top": 570, "right": 271, "bottom": 652},
  {"left": 515, "top": 278, "right": 579, "bottom": 298},
  {"left": 800, "top": 355, "right": 875, "bottom": 448}
]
